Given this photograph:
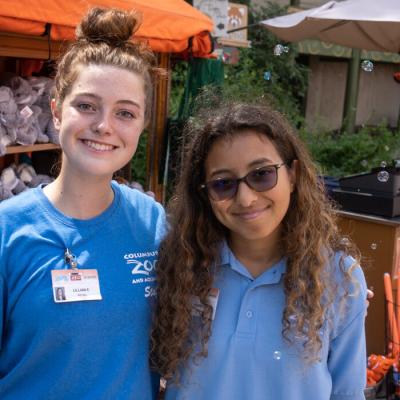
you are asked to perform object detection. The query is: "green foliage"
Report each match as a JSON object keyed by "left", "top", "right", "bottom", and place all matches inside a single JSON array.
[
  {"left": 169, "top": 2, "right": 308, "bottom": 127},
  {"left": 222, "top": 2, "right": 309, "bottom": 126},
  {"left": 169, "top": 61, "right": 188, "bottom": 118},
  {"left": 158, "top": 1, "right": 400, "bottom": 185},
  {"left": 131, "top": 131, "right": 148, "bottom": 187},
  {"left": 300, "top": 124, "right": 400, "bottom": 177}
]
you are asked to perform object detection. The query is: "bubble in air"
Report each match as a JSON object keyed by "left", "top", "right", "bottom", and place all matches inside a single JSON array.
[
  {"left": 263, "top": 71, "right": 272, "bottom": 81},
  {"left": 381, "top": 161, "right": 387, "bottom": 168},
  {"left": 360, "top": 160, "right": 368, "bottom": 168},
  {"left": 361, "top": 60, "right": 374, "bottom": 72},
  {"left": 377, "top": 170, "right": 389, "bottom": 183},
  {"left": 274, "top": 44, "right": 289, "bottom": 56},
  {"left": 273, "top": 350, "right": 282, "bottom": 360},
  {"left": 370, "top": 243, "right": 378, "bottom": 250}
]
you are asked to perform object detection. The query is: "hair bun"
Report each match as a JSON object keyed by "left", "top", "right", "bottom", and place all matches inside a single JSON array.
[{"left": 76, "top": 7, "right": 142, "bottom": 46}]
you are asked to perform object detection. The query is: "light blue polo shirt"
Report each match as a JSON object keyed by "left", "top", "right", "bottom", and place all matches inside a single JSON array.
[{"left": 165, "top": 243, "right": 367, "bottom": 400}]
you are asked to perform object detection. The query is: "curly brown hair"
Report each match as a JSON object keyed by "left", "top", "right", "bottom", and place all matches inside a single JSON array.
[
  {"left": 151, "top": 101, "right": 360, "bottom": 381},
  {"left": 54, "top": 7, "right": 163, "bottom": 124}
]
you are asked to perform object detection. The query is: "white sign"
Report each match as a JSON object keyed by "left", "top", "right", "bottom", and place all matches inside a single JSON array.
[{"left": 194, "top": 0, "right": 228, "bottom": 37}]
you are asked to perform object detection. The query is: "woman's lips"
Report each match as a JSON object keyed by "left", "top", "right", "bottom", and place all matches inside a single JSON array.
[
  {"left": 80, "top": 139, "right": 117, "bottom": 152},
  {"left": 233, "top": 206, "right": 270, "bottom": 220}
]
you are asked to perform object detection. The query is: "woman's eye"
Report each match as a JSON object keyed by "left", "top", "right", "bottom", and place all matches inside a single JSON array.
[
  {"left": 117, "top": 110, "right": 135, "bottom": 119},
  {"left": 254, "top": 167, "right": 274, "bottom": 177},
  {"left": 77, "top": 103, "right": 95, "bottom": 112},
  {"left": 213, "top": 179, "right": 234, "bottom": 188}
]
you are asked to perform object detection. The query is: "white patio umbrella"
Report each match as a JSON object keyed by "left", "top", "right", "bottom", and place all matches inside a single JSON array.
[{"left": 260, "top": 0, "right": 400, "bottom": 53}]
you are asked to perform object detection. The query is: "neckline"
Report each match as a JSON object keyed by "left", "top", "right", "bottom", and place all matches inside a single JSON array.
[{"left": 35, "top": 180, "right": 121, "bottom": 229}]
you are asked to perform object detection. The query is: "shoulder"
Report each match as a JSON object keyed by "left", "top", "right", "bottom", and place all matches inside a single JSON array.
[
  {"left": 0, "top": 188, "right": 40, "bottom": 219},
  {"left": 112, "top": 182, "right": 166, "bottom": 234},
  {"left": 115, "top": 182, "right": 164, "bottom": 213},
  {"left": 0, "top": 189, "right": 43, "bottom": 267},
  {"left": 329, "top": 251, "right": 367, "bottom": 337},
  {"left": 331, "top": 252, "right": 367, "bottom": 294}
]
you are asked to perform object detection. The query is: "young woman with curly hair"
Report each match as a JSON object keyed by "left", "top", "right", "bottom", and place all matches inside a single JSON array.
[{"left": 151, "top": 102, "right": 367, "bottom": 399}]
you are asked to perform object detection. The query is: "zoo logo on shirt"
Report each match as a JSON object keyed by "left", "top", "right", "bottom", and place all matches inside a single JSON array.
[{"left": 124, "top": 250, "right": 158, "bottom": 298}]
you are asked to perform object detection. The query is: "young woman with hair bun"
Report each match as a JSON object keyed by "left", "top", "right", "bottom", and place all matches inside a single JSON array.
[
  {"left": 0, "top": 7, "right": 164, "bottom": 399},
  {"left": 151, "top": 101, "right": 368, "bottom": 399}
]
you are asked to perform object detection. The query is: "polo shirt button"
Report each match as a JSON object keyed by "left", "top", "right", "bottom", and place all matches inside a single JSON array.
[
  {"left": 273, "top": 351, "right": 282, "bottom": 360},
  {"left": 246, "top": 310, "right": 253, "bottom": 318}
]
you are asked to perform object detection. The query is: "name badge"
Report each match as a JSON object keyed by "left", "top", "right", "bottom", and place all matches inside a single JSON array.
[
  {"left": 192, "top": 288, "right": 220, "bottom": 320},
  {"left": 51, "top": 269, "right": 102, "bottom": 303}
]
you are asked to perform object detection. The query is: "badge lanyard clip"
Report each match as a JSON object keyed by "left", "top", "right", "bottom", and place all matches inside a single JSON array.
[{"left": 64, "top": 248, "right": 78, "bottom": 269}]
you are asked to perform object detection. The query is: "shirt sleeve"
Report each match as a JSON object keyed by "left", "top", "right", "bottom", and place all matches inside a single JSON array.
[
  {"left": 328, "top": 264, "right": 367, "bottom": 400},
  {"left": 151, "top": 371, "right": 161, "bottom": 399},
  {"left": 0, "top": 273, "right": 5, "bottom": 351}
]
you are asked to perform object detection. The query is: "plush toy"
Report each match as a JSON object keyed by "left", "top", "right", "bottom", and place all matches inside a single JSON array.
[
  {"left": 0, "top": 124, "right": 10, "bottom": 157},
  {"left": 0, "top": 86, "right": 19, "bottom": 155},
  {"left": 16, "top": 163, "right": 54, "bottom": 188},
  {"left": 16, "top": 104, "right": 51, "bottom": 146},
  {"left": 0, "top": 163, "right": 54, "bottom": 202},
  {"left": 7, "top": 76, "right": 49, "bottom": 145},
  {"left": 0, "top": 76, "right": 59, "bottom": 153},
  {"left": 0, "top": 166, "right": 26, "bottom": 196},
  {"left": 0, "top": 181, "right": 13, "bottom": 201},
  {"left": 28, "top": 76, "right": 59, "bottom": 144},
  {"left": 9, "top": 76, "right": 38, "bottom": 106}
]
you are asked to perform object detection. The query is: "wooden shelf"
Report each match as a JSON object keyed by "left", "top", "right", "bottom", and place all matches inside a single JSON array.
[
  {"left": 0, "top": 32, "right": 65, "bottom": 60},
  {"left": 5, "top": 143, "right": 60, "bottom": 155}
]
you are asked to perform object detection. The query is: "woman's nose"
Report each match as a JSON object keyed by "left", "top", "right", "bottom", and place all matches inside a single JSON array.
[
  {"left": 92, "top": 111, "right": 113, "bottom": 135},
  {"left": 235, "top": 180, "right": 258, "bottom": 207}
]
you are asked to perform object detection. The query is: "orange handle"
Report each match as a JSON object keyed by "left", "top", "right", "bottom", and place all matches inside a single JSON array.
[
  {"left": 384, "top": 273, "right": 399, "bottom": 357},
  {"left": 397, "top": 275, "right": 400, "bottom": 343}
]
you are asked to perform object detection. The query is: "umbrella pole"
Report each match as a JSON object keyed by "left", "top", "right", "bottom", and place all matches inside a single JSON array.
[{"left": 343, "top": 48, "right": 361, "bottom": 134}]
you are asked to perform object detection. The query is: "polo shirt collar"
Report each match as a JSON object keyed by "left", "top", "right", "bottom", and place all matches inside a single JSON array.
[{"left": 219, "top": 241, "right": 286, "bottom": 285}]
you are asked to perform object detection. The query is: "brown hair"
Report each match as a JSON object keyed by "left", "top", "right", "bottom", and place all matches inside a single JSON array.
[
  {"left": 54, "top": 7, "right": 162, "bottom": 124},
  {"left": 151, "top": 101, "right": 360, "bottom": 380}
]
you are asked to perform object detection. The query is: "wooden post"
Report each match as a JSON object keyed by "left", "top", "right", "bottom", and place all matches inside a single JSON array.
[
  {"left": 147, "top": 52, "right": 171, "bottom": 203},
  {"left": 343, "top": 48, "right": 361, "bottom": 134}
]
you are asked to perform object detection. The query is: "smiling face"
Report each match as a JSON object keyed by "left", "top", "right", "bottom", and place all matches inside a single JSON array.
[
  {"left": 52, "top": 64, "right": 146, "bottom": 180},
  {"left": 204, "top": 130, "right": 296, "bottom": 248}
]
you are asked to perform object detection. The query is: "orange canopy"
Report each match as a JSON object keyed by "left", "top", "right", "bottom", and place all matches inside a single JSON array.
[{"left": 0, "top": 0, "right": 214, "bottom": 56}]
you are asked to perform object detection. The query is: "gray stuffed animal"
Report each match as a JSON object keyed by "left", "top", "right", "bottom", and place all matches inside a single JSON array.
[
  {"left": 0, "top": 86, "right": 19, "bottom": 155},
  {"left": 0, "top": 181, "right": 13, "bottom": 201},
  {"left": 7, "top": 77, "right": 49, "bottom": 145},
  {"left": 16, "top": 163, "right": 54, "bottom": 188},
  {"left": 0, "top": 166, "right": 26, "bottom": 196},
  {"left": 28, "top": 76, "right": 59, "bottom": 145}
]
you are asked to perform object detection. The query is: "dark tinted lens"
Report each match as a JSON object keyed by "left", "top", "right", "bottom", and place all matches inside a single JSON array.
[
  {"left": 208, "top": 179, "right": 237, "bottom": 200},
  {"left": 247, "top": 166, "right": 277, "bottom": 191}
]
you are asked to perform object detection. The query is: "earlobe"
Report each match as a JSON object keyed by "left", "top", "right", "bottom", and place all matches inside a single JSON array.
[{"left": 51, "top": 98, "right": 61, "bottom": 130}]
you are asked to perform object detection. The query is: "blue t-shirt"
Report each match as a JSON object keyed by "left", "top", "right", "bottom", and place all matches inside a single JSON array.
[
  {"left": 0, "top": 181, "right": 166, "bottom": 399},
  {"left": 166, "top": 243, "right": 367, "bottom": 400}
]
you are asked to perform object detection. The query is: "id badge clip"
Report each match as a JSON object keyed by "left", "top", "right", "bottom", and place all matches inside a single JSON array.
[{"left": 51, "top": 249, "right": 102, "bottom": 303}]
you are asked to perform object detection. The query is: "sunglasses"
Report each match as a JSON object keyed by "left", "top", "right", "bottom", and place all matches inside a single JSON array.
[{"left": 201, "top": 163, "right": 287, "bottom": 202}]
